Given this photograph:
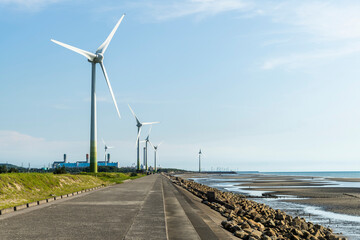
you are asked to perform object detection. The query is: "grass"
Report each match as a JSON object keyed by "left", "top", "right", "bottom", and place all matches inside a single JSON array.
[{"left": 0, "top": 172, "right": 145, "bottom": 209}]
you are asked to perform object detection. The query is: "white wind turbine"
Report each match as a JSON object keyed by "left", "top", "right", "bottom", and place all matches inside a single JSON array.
[
  {"left": 144, "top": 126, "right": 152, "bottom": 171},
  {"left": 102, "top": 138, "right": 114, "bottom": 162},
  {"left": 149, "top": 141, "right": 163, "bottom": 173},
  {"left": 128, "top": 104, "right": 159, "bottom": 171},
  {"left": 198, "top": 149, "right": 202, "bottom": 173},
  {"left": 51, "top": 15, "right": 125, "bottom": 173}
]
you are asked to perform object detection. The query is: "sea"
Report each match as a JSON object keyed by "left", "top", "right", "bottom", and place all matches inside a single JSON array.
[
  {"left": 189, "top": 171, "right": 360, "bottom": 240},
  {"left": 260, "top": 171, "right": 360, "bottom": 178}
]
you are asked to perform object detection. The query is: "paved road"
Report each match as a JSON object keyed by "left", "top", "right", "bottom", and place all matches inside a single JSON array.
[{"left": 0, "top": 174, "right": 234, "bottom": 240}]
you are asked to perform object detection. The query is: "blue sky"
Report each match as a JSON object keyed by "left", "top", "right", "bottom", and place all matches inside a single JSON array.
[{"left": 1, "top": 0, "right": 360, "bottom": 171}]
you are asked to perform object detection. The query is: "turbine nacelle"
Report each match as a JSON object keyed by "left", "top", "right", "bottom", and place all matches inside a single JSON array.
[
  {"left": 87, "top": 53, "right": 104, "bottom": 63},
  {"left": 93, "top": 53, "right": 104, "bottom": 63}
]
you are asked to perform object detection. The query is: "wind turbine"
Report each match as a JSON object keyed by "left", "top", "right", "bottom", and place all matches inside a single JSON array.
[
  {"left": 144, "top": 126, "right": 152, "bottom": 171},
  {"left": 128, "top": 104, "right": 159, "bottom": 171},
  {"left": 198, "top": 149, "right": 202, "bottom": 173},
  {"left": 102, "top": 138, "right": 114, "bottom": 162},
  {"left": 149, "top": 141, "right": 162, "bottom": 173},
  {"left": 51, "top": 15, "right": 125, "bottom": 173}
]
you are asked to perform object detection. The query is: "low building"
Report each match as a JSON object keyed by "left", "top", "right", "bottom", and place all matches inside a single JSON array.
[{"left": 52, "top": 154, "right": 119, "bottom": 168}]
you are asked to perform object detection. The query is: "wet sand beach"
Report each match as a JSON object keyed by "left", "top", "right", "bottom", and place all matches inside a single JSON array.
[
  {"left": 255, "top": 187, "right": 360, "bottom": 216},
  {"left": 179, "top": 173, "right": 360, "bottom": 216}
]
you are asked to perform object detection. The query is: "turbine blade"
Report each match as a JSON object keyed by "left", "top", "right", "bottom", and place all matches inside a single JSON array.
[
  {"left": 149, "top": 141, "right": 155, "bottom": 150},
  {"left": 148, "top": 125, "right": 152, "bottom": 137},
  {"left": 51, "top": 39, "right": 96, "bottom": 61},
  {"left": 102, "top": 138, "right": 106, "bottom": 145},
  {"left": 158, "top": 141, "right": 163, "bottom": 147},
  {"left": 96, "top": 14, "right": 125, "bottom": 54},
  {"left": 128, "top": 104, "right": 141, "bottom": 125},
  {"left": 142, "top": 122, "right": 159, "bottom": 126},
  {"left": 100, "top": 62, "right": 121, "bottom": 119}
]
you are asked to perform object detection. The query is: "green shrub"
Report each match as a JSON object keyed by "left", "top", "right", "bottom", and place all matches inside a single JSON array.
[
  {"left": 0, "top": 165, "right": 7, "bottom": 173},
  {"left": 8, "top": 168, "right": 19, "bottom": 173},
  {"left": 53, "top": 166, "right": 67, "bottom": 174}
]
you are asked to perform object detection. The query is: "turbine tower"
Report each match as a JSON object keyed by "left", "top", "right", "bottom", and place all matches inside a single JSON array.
[
  {"left": 198, "top": 149, "right": 202, "bottom": 173},
  {"left": 51, "top": 15, "right": 125, "bottom": 173},
  {"left": 149, "top": 141, "right": 162, "bottom": 172},
  {"left": 128, "top": 105, "right": 159, "bottom": 171}
]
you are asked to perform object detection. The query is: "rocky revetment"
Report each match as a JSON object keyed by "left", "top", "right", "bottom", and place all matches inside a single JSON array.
[{"left": 168, "top": 174, "right": 347, "bottom": 240}]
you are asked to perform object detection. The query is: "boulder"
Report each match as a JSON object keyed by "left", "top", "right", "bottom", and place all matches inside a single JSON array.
[
  {"left": 266, "top": 219, "right": 276, "bottom": 228},
  {"left": 243, "top": 229, "right": 263, "bottom": 239},
  {"left": 291, "top": 228, "right": 304, "bottom": 237},
  {"left": 275, "top": 212, "right": 285, "bottom": 221},
  {"left": 302, "top": 230, "right": 311, "bottom": 238},
  {"left": 231, "top": 225, "right": 241, "bottom": 232},
  {"left": 264, "top": 229, "right": 277, "bottom": 237},
  {"left": 314, "top": 230, "right": 322, "bottom": 238},
  {"left": 207, "top": 191, "right": 216, "bottom": 202},
  {"left": 261, "top": 235, "right": 272, "bottom": 240},
  {"left": 241, "top": 222, "right": 251, "bottom": 230},
  {"left": 234, "top": 230, "right": 247, "bottom": 238},
  {"left": 290, "top": 234, "right": 301, "bottom": 240},
  {"left": 249, "top": 237, "right": 259, "bottom": 240}
]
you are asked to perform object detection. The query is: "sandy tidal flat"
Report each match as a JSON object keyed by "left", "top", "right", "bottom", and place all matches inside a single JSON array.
[{"left": 180, "top": 173, "right": 360, "bottom": 216}]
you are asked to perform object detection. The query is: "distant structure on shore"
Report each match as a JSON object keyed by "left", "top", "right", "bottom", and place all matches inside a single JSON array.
[
  {"left": 52, "top": 154, "right": 119, "bottom": 168},
  {"left": 198, "top": 149, "right": 202, "bottom": 173}
]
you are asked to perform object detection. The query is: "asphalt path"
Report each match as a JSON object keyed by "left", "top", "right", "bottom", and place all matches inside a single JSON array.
[{"left": 0, "top": 174, "right": 234, "bottom": 240}]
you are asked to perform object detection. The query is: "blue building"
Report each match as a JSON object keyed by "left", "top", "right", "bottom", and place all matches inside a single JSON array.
[{"left": 52, "top": 154, "right": 119, "bottom": 168}]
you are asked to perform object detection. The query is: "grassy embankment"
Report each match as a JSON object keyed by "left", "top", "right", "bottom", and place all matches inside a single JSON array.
[{"left": 0, "top": 172, "right": 144, "bottom": 209}]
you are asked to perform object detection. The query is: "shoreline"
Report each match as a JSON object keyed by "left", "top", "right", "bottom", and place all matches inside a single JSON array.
[
  {"left": 170, "top": 174, "right": 347, "bottom": 240},
  {"left": 178, "top": 173, "right": 360, "bottom": 217}
]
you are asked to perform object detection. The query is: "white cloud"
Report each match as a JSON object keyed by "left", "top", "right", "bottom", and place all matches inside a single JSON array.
[
  {"left": 132, "top": 0, "right": 253, "bottom": 21},
  {"left": 135, "top": 0, "right": 360, "bottom": 42},
  {"left": 258, "top": 1, "right": 360, "bottom": 69},
  {"left": 0, "top": 130, "right": 87, "bottom": 167},
  {"left": 262, "top": 43, "right": 360, "bottom": 70},
  {"left": 0, "top": 0, "right": 64, "bottom": 10},
  {"left": 285, "top": 1, "right": 360, "bottom": 41},
  {"left": 0, "top": 130, "right": 45, "bottom": 146},
  {"left": 133, "top": 0, "right": 360, "bottom": 69}
]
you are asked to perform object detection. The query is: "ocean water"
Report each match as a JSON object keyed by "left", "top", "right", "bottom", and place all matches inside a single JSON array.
[
  {"left": 259, "top": 171, "right": 360, "bottom": 178},
  {"left": 190, "top": 172, "right": 360, "bottom": 239}
]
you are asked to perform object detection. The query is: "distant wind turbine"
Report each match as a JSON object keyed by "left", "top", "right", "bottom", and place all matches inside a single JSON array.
[
  {"left": 102, "top": 138, "right": 114, "bottom": 162},
  {"left": 198, "top": 149, "right": 202, "bottom": 173},
  {"left": 144, "top": 126, "right": 152, "bottom": 171},
  {"left": 128, "top": 104, "right": 159, "bottom": 171},
  {"left": 51, "top": 15, "right": 125, "bottom": 173},
  {"left": 149, "top": 141, "right": 163, "bottom": 173}
]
